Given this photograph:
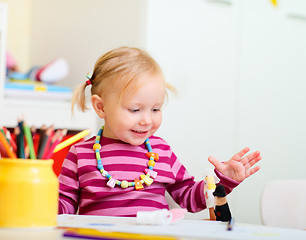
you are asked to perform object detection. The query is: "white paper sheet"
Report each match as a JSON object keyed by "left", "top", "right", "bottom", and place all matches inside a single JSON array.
[{"left": 57, "top": 214, "right": 306, "bottom": 240}]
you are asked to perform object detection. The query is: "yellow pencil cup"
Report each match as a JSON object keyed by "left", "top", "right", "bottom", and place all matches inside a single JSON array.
[{"left": 0, "top": 158, "right": 59, "bottom": 228}]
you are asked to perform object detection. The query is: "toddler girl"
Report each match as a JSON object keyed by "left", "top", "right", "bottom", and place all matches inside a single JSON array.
[{"left": 58, "top": 46, "right": 261, "bottom": 216}]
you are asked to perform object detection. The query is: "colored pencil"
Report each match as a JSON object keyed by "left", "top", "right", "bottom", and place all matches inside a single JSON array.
[
  {"left": 227, "top": 217, "right": 234, "bottom": 231},
  {"left": 41, "top": 126, "right": 55, "bottom": 159},
  {"left": 41, "top": 127, "right": 55, "bottom": 159},
  {"left": 0, "top": 127, "right": 10, "bottom": 151},
  {"left": 43, "top": 129, "right": 67, "bottom": 159},
  {"left": 0, "top": 128, "right": 17, "bottom": 158},
  {"left": 0, "top": 139, "right": 9, "bottom": 157},
  {"left": 63, "top": 227, "right": 177, "bottom": 240},
  {"left": 33, "top": 131, "right": 41, "bottom": 156},
  {"left": 23, "top": 122, "right": 36, "bottom": 159},
  {"left": 37, "top": 125, "right": 47, "bottom": 157},
  {"left": 37, "top": 126, "right": 53, "bottom": 159},
  {"left": 18, "top": 120, "right": 25, "bottom": 158},
  {"left": 53, "top": 129, "right": 91, "bottom": 153},
  {"left": 2, "top": 127, "right": 17, "bottom": 152}
]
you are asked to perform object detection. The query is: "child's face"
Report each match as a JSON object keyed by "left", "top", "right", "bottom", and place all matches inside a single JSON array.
[{"left": 102, "top": 74, "right": 165, "bottom": 145}]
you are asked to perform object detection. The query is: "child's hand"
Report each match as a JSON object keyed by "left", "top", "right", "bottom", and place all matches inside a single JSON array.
[{"left": 208, "top": 147, "right": 261, "bottom": 182}]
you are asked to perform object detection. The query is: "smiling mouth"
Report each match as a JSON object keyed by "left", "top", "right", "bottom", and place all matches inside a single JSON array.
[{"left": 132, "top": 130, "right": 147, "bottom": 134}]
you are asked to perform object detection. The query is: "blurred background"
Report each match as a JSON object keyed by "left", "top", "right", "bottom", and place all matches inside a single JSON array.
[{"left": 1, "top": 0, "right": 306, "bottom": 225}]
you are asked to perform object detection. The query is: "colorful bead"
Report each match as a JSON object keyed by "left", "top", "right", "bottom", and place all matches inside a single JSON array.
[
  {"left": 101, "top": 170, "right": 108, "bottom": 177},
  {"left": 148, "top": 160, "right": 155, "bottom": 167},
  {"left": 144, "top": 169, "right": 157, "bottom": 179},
  {"left": 134, "top": 178, "right": 144, "bottom": 190},
  {"left": 93, "top": 143, "right": 101, "bottom": 151},
  {"left": 145, "top": 140, "right": 153, "bottom": 152},
  {"left": 146, "top": 152, "right": 159, "bottom": 161},
  {"left": 96, "top": 152, "right": 101, "bottom": 160},
  {"left": 121, "top": 180, "right": 129, "bottom": 188},
  {"left": 107, "top": 177, "right": 117, "bottom": 188},
  {"left": 140, "top": 175, "right": 153, "bottom": 186},
  {"left": 97, "top": 163, "right": 103, "bottom": 170}
]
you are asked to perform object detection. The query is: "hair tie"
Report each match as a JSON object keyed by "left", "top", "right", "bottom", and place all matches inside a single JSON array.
[{"left": 85, "top": 73, "right": 92, "bottom": 86}]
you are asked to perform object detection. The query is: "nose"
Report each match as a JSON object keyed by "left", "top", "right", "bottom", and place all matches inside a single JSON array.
[{"left": 139, "top": 111, "right": 152, "bottom": 125}]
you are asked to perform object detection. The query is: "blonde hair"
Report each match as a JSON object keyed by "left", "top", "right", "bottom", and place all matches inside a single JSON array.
[{"left": 71, "top": 46, "right": 175, "bottom": 113}]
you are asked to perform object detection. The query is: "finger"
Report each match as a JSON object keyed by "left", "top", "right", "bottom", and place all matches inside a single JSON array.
[
  {"left": 243, "top": 155, "right": 261, "bottom": 170},
  {"left": 208, "top": 156, "right": 223, "bottom": 170},
  {"left": 241, "top": 151, "right": 261, "bottom": 166},
  {"left": 245, "top": 165, "right": 261, "bottom": 178},
  {"left": 231, "top": 147, "right": 250, "bottom": 161}
]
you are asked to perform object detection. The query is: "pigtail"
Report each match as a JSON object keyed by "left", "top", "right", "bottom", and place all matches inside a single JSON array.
[
  {"left": 71, "top": 82, "right": 89, "bottom": 113},
  {"left": 166, "top": 82, "right": 177, "bottom": 95}
]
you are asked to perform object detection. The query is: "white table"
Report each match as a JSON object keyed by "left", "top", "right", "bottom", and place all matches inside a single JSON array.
[{"left": 0, "top": 214, "right": 305, "bottom": 240}]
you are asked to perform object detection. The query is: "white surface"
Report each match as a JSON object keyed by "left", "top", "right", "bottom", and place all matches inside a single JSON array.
[
  {"left": 0, "top": 98, "right": 99, "bottom": 133},
  {"left": 143, "top": 0, "right": 306, "bottom": 225},
  {"left": 144, "top": 0, "right": 238, "bottom": 222},
  {"left": 137, "top": 209, "right": 173, "bottom": 225},
  {"left": 0, "top": 213, "right": 306, "bottom": 240},
  {"left": 4, "top": 89, "right": 72, "bottom": 101},
  {"left": 234, "top": 0, "right": 306, "bottom": 224},
  {"left": 57, "top": 214, "right": 306, "bottom": 240},
  {"left": 261, "top": 179, "right": 306, "bottom": 230}
]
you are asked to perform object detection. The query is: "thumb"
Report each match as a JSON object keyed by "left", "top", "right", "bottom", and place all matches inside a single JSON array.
[{"left": 208, "top": 156, "right": 222, "bottom": 169}]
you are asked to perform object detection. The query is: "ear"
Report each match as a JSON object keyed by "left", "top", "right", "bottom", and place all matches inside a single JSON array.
[{"left": 91, "top": 94, "right": 105, "bottom": 119}]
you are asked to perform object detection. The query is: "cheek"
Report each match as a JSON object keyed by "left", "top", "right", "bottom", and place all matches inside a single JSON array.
[
  {"left": 106, "top": 106, "right": 126, "bottom": 121},
  {"left": 154, "top": 113, "right": 163, "bottom": 128}
]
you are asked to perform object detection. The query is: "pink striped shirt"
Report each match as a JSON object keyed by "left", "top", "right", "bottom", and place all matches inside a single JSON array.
[{"left": 58, "top": 135, "right": 239, "bottom": 216}]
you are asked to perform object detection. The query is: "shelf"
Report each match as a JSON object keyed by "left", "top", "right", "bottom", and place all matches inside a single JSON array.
[{"left": 0, "top": 97, "right": 99, "bottom": 132}]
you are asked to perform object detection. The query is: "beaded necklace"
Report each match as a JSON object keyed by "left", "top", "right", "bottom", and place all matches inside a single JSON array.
[{"left": 94, "top": 126, "right": 159, "bottom": 190}]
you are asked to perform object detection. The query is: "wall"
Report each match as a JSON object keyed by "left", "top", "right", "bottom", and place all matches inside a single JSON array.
[
  {"left": 1, "top": 0, "right": 145, "bottom": 86},
  {"left": 1, "top": 0, "right": 32, "bottom": 71},
  {"left": 235, "top": 0, "right": 306, "bottom": 224},
  {"left": 144, "top": 0, "right": 306, "bottom": 224},
  {"left": 144, "top": 0, "right": 239, "bottom": 220},
  {"left": 29, "top": 0, "right": 145, "bottom": 88}
]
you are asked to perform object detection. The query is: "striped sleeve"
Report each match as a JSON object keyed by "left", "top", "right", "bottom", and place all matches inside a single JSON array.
[
  {"left": 164, "top": 148, "right": 207, "bottom": 213},
  {"left": 58, "top": 145, "right": 80, "bottom": 214},
  {"left": 215, "top": 169, "right": 240, "bottom": 194}
]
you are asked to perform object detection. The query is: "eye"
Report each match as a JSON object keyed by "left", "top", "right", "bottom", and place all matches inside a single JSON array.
[
  {"left": 152, "top": 108, "right": 161, "bottom": 112},
  {"left": 129, "top": 109, "right": 140, "bottom": 113}
]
